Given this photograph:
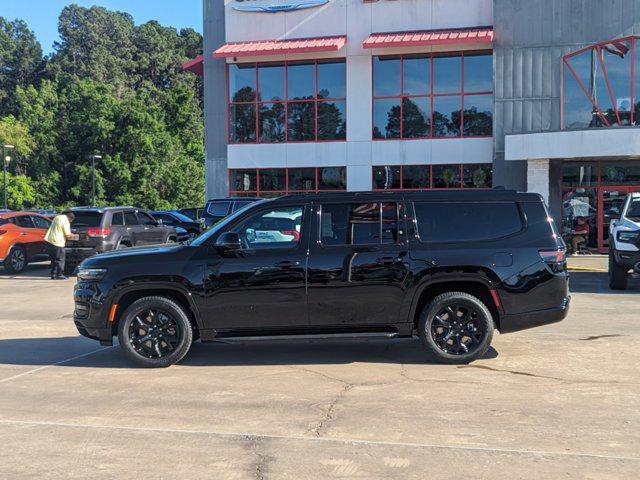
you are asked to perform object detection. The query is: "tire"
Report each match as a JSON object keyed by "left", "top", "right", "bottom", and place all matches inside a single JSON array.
[
  {"left": 117, "top": 296, "right": 193, "bottom": 368},
  {"left": 609, "top": 251, "right": 628, "bottom": 291},
  {"left": 4, "top": 245, "right": 27, "bottom": 273},
  {"left": 63, "top": 262, "right": 78, "bottom": 276},
  {"left": 116, "top": 241, "right": 130, "bottom": 250},
  {"left": 167, "top": 236, "right": 178, "bottom": 244},
  {"left": 418, "top": 292, "right": 494, "bottom": 364}
]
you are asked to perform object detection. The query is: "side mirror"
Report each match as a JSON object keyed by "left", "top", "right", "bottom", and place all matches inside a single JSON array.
[{"left": 215, "top": 232, "right": 242, "bottom": 251}]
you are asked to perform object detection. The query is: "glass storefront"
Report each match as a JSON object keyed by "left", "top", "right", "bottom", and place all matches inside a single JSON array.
[{"left": 562, "top": 160, "right": 640, "bottom": 252}]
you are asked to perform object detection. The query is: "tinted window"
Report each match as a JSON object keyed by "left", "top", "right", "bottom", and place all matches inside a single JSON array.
[
  {"left": 432, "top": 95, "right": 461, "bottom": 137},
  {"left": 288, "top": 168, "right": 316, "bottom": 191},
  {"left": 402, "top": 97, "right": 430, "bottom": 138},
  {"left": 320, "top": 203, "right": 399, "bottom": 245},
  {"left": 232, "top": 201, "right": 254, "bottom": 212},
  {"left": 317, "top": 100, "right": 346, "bottom": 140},
  {"left": 433, "top": 55, "right": 461, "bottom": 93},
  {"left": 228, "top": 64, "right": 256, "bottom": 102},
  {"left": 373, "top": 166, "right": 401, "bottom": 190},
  {"left": 231, "top": 170, "right": 257, "bottom": 193},
  {"left": 373, "top": 98, "right": 401, "bottom": 139},
  {"left": 403, "top": 55, "right": 429, "bottom": 95},
  {"left": 287, "top": 101, "right": 315, "bottom": 141},
  {"left": 373, "top": 57, "right": 400, "bottom": 97},
  {"left": 259, "top": 169, "right": 286, "bottom": 192},
  {"left": 14, "top": 215, "right": 34, "bottom": 228},
  {"left": 231, "top": 205, "right": 303, "bottom": 249},
  {"left": 414, "top": 202, "right": 522, "bottom": 242},
  {"left": 208, "top": 201, "right": 232, "bottom": 217},
  {"left": 258, "top": 103, "right": 285, "bottom": 142},
  {"left": 230, "top": 104, "right": 257, "bottom": 143},
  {"left": 318, "top": 167, "right": 346, "bottom": 190},
  {"left": 71, "top": 212, "right": 102, "bottom": 227},
  {"left": 0, "top": 218, "right": 9, "bottom": 226},
  {"left": 138, "top": 212, "right": 156, "bottom": 226},
  {"left": 124, "top": 212, "right": 139, "bottom": 226},
  {"left": 627, "top": 198, "right": 640, "bottom": 219},
  {"left": 317, "top": 61, "right": 346, "bottom": 99},
  {"left": 111, "top": 211, "right": 124, "bottom": 226},
  {"left": 463, "top": 94, "right": 493, "bottom": 136},
  {"left": 258, "top": 63, "right": 285, "bottom": 101},
  {"left": 433, "top": 165, "right": 461, "bottom": 189},
  {"left": 464, "top": 53, "right": 493, "bottom": 92},
  {"left": 287, "top": 63, "right": 315, "bottom": 100},
  {"left": 31, "top": 216, "right": 51, "bottom": 229}
]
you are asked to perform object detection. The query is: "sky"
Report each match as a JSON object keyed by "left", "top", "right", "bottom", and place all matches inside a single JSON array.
[{"left": 1, "top": 0, "right": 203, "bottom": 54}]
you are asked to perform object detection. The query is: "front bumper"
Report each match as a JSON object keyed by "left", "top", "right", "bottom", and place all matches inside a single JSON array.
[
  {"left": 499, "top": 297, "right": 570, "bottom": 334},
  {"left": 614, "top": 250, "right": 640, "bottom": 272},
  {"left": 73, "top": 280, "right": 114, "bottom": 345}
]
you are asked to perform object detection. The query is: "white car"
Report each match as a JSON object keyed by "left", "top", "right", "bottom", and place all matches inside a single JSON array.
[
  {"left": 608, "top": 192, "right": 640, "bottom": 290},
  {"left": 245, "top": 209, "right": 302, "bottom": 244}
]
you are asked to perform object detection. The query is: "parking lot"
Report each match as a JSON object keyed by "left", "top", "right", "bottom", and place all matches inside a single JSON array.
[{"left": 0, "top": 264, "right": 638, "bottom": 479}]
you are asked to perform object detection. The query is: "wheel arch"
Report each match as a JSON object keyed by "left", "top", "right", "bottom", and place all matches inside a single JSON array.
[
  {"left": 409, "top": 278, "right": 502, "bottom": 331},
  {"left": 109, "top": 284, "right": 201, "bottom": 337}
]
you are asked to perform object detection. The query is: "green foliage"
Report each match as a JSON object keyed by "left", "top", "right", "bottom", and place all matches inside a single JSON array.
[
  {"left": 0, "top": 5, "right": 204, "bottom": 210},
  {"left": 1, "top": 172, "right": 36, "bottom": 209}
]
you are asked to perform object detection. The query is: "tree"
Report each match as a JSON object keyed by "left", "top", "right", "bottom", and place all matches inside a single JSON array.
[{"left": 2, "top": 172, "right": 36, "bottom": 210}]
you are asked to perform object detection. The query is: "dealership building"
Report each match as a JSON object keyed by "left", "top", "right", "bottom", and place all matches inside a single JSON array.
[{"left": 184, "top": 0, "right": 640, "bottom": 253}]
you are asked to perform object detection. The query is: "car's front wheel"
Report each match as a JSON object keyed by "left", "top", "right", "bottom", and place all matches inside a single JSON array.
[
  {"left": 117, "top": 296, "right": 193, "bottom": 368},
  {"left": 418, "top": 292, "right": 494, "bottom": 364},
  {"left": 4, "top": 245, "right": 27, "bottom": 273},
  {"left": 609, "top": 251, "right": 628, "bottom": 290}
]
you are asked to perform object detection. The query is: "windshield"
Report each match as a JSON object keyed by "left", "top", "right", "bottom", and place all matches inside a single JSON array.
[
  {"left": 627, "top": 198, "right": 640, "bottom": 220},
  {"left": 190, "top": 200, "right": 268, "bottom": 246},
  {"left": 169, "top": 211, "right": 195, "bottom": 222}
]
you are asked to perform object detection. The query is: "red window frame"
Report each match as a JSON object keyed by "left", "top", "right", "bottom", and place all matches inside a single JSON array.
[
  {"left": 228, "top": 167, "right": 348, "bottom": 196},
  {"left": 371, "top": 163, "right": 493, "bottom": 190},
  {"left": 371, "top": 50, "right": 494, "bottom": 140},
  {"left": 227, "top": 59, "right": 347, "bottom": 144},
  {"left": 561, "top": 36, "right": 638, "bottom": 129}
]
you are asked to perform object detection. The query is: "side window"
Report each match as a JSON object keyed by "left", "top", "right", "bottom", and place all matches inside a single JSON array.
[
  {"left": 155, "top": 213, "right": 174, "bottom": 224},
  {"left": 14, "top": 215, "right": 35, "bottom": 229},
  {"left": 138, "top": 212, "right": 157, "bottom": 226},
  {"left": 124, "top": 212, "right": 139, "bottom": 226},
  {"left": 320, "top": 203, "right": 399, "bottom": 245},
  {"left": 232, "top": 201, "right": 253, "bottom": 212},
  {"left": 31, "top": 216, "right": 51, "bottom": 229},
  {"left": 111, "top": 212, "right": 124, "bottom": 226},
  {"left": 207, "top": 201, "right": 231, "bottom": 217},
  {"left": 231, "top": 205, "right": 303, "bottom": 249},
  {"left": 414, "top": 201, "right": 522, "bottom": 243}
]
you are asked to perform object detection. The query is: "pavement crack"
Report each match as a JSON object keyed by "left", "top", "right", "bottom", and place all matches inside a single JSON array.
[
  {"left": 580, "top": 334, "right": 625, "bottom": 341},
  {"left": 307, "top": 383, "right": 354, "bottom": 438},
  {"left": 458, "top": 365, "right": 566, "bottom": 381},
  {"left": 245, "top": 436, "right": 273, "bottom": 480}
]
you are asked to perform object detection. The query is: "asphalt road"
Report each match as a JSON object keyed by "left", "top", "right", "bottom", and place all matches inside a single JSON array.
[{"left": 0, "top": 263, "right": 638, "bottom": 479}]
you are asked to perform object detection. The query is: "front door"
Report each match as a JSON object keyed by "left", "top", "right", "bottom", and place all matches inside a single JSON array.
[
  {"left": 202, "top": 203, "right": 308, "bottom": 330},
  {"left": 307, "top": 199, "right": 411, "bottom": 328},
  {"left": 137, "top": 211, "right": 165, "bottom": 245}
]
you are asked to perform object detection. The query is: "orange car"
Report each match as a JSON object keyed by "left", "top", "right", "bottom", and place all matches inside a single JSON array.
[{"left": 0, "top": 211, "right": 52, "bottom": 273}]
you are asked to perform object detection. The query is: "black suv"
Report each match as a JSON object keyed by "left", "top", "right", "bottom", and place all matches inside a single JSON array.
[
  {"left": 203, "top": 197, "right": 262, "bottom": 227},
  {"left": 73, "top": 191, "right": 569, "bottom": 368},
  {"left": 65, "top": 207, "right": 178, "bottom": 274}
]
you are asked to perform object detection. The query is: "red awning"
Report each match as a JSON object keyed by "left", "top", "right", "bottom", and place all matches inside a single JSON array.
[
  {"left": 183, "top": 55, "right": 203, "bottom": 76},
  {"left": 363, "top": 26, "right": 493, "bottom": 49},
  {"left": 214, "top": 35, "right": 347, "bottom": 58}
]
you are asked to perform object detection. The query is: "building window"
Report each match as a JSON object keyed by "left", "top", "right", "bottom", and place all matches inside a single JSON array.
[
  {"left": 229, "top": 167, "right": 347, "bottom": 197},
  {"left": 228, "top": 60, "right": 346, "bottom": 144},
  {"left": 562, "top": 36, "right": 640, "bottom": 129},
  {"left": 372, "top": 164, "right": 492, "bottom": 190},
  {"left": 372, "top": 52, "right": 493, "bottom": 140}
]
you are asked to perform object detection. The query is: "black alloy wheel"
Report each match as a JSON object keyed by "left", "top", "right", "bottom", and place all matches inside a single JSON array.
[
  {"left": 431, "top": 304, "right": 485, "bottom": 356},
  {"left": 118, "top": 296, "right": 193, "bottom": 368},
  {"left": 418, "top": 292, "right": 494, "bottom": 364},
  {"left": 129, "top": 308, "right": 181, "bottom": 359},
  {"left": 5, "top": 246, "right": 26, "bottom": 273}
]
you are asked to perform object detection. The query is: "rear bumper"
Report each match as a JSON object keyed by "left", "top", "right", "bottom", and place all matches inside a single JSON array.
[
  {"left": 499, "top": 297, "right": 570, "bottom": 334},
  {"left": 65, "top": 247, "right": 99, "bottom": 265}
]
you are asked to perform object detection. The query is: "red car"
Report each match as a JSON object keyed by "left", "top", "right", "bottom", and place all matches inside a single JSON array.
[{"left": 0, "top": 211, "right": 52, "bottom": 273}]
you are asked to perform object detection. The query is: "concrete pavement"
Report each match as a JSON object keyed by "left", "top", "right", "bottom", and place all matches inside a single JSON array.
[{"left": 0, "top": 263, "right": 638, "bottom": 479}]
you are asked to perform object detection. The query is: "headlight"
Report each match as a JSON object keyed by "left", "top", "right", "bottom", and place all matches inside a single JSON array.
[
  {"left": 617, "top": 231, "right": 640, "bottom": 243},
  {"left": 77, "top": 267, "right": 107, "bottom": 281}
]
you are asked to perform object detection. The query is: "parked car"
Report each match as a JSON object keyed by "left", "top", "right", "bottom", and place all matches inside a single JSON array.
[
  {"left": 73, "top": 190, "right": 570, "bottom": 368},
  {"left": 178, "top": 207, "right": 204, "bottom": 222},
  {"left": 202, "top": 197, "right": 262, "bottom": 227},
  {"left": 608, "top": 192, "right": 640, "bottom": 290},
  {"left": 25, "top": 209, "right": 57, "bottom": 219},
  {"left": 0, "top": 211, "right": 52, "bottom": 273},
  {"left": 150, "top": 210, "right": 204, "bottom": 240},
  {"left": 64, "top": 206, "right": 179, "bottom": 274}
]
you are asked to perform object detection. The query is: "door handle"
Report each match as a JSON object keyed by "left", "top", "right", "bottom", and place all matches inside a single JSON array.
[
  {"left": 376, "top": 256, "right": 396, "bottom": 265},
  {"left": 20, "top": 232, "right": 28, "bottom": 236},
  {"left": 275, "top": 260, "right": 300, "bottom": 269}
]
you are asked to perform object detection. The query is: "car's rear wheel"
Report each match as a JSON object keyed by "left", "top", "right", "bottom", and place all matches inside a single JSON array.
[
  {"left": 117, "top": 296, "right": 193, "bottom": 368},
  {"left": 4, "top": 246, "right": 26, "bottom": 273},
  {"left": 609, "top": 251, "right": 628, "bottom": 290},
  {"left": 418, "top": 292, "right": 494, "bottom": 364}
]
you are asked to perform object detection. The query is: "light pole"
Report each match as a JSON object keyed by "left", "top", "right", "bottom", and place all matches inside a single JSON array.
[
  {"left": 2, "top": 144, "right": 15, "bottom": 210},
  {"left": 89, "top": 154, "right": 102, "bottom": 206}
]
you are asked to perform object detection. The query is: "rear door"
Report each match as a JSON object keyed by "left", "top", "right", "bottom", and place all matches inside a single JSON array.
[
  {"left": 29, "top": 215, "right": 52, "bottom": 256},
  {"left": 137, "top": 211, "right": 165, "bottom": 244},
  {"left": 306, "top": 197, "right": 412, "bottom": 328},
  {"left": 124, "top": 211, "right": 143, "bottom": 245},
  {"left": 12, "top": 215, "right": 40, "bottom": 259}
]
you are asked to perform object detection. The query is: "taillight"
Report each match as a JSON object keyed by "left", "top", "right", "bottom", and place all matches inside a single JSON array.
[
  {"left": 280, "top": 230, "right": 300, "bottom": 241},
  {"left": 539, "top": 249, "right": 566, "bottom": 272},
  {"left": 87, "top": 228, "right": 111, "bottom": 238}
]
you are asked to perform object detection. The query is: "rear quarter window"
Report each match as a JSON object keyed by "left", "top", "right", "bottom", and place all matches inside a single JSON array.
[{"left": 414, "top": 201, "right": 522, "bottom": 243}]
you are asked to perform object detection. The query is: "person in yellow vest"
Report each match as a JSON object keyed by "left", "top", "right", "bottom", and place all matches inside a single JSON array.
[{"left": 44, "top": 212, "right": 78, "bottom": 279}]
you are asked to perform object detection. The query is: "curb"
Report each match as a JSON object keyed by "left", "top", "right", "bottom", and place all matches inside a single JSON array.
[{"left": 567, "top": 267, "right": 608, "bottom": 273}]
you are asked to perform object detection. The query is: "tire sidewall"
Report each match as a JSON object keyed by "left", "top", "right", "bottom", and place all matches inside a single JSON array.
[
  {"left": 118, "top": 297, "right": 193, "bottom": 368},
  {"left": 5, "top": 246, "right": 26, "bottom": 273},
  {"left": 419, "top": 292, "right": 494, "bottom": 364}
]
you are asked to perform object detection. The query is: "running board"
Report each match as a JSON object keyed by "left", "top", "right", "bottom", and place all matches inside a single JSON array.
[{"left": 210, "top": 332, "right": 399, "bottom": 342}]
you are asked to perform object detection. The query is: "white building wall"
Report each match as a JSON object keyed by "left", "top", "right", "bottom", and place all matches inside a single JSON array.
[{"left": 224, "top": 0, "right": 494, "bottom": 192}]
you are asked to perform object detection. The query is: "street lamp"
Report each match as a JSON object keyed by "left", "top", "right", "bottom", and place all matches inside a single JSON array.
[
  {"left": 2, "top": 144, "right": 15, "bottom": 210},
  {"left": 89, "top": 154, "right": 102, "bottom": 206}
]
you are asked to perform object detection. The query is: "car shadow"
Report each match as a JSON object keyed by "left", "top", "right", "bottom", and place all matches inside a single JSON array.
[
  {"left": 569, "top": 271, "right": 640, "bottom": 294},
  {"left": 0, "top": 336, "right": 498, "bottom": 369},
  {"left": 0, "top": 262, "right": 51, "bottom": 279}
]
